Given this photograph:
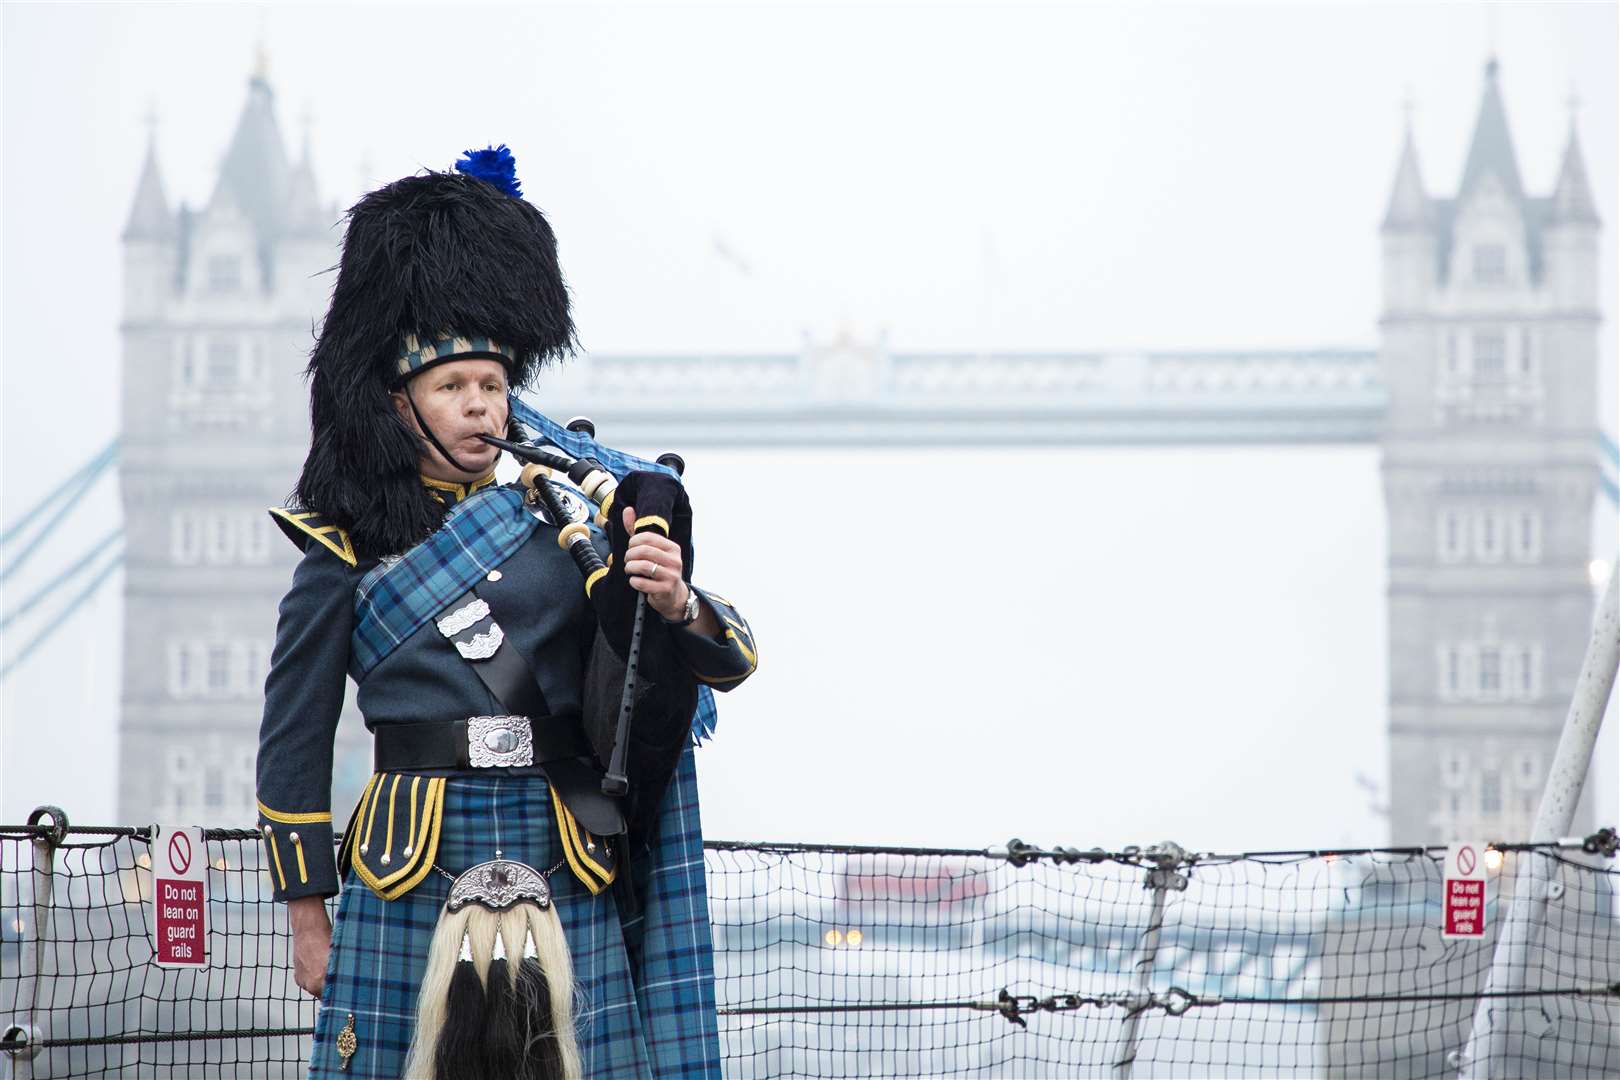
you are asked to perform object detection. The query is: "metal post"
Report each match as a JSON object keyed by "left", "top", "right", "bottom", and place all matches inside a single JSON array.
[
  {"left": 1112, "top": 841, "right": 1188, "bottom": 1079},
  {"left": 3, "top": 808, "right": 67, "bottom": 1080},
  {"left": 1457, "top": 560, "right": 1620, "bottom": 1078}
]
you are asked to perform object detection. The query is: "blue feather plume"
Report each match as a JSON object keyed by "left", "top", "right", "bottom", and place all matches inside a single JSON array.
[{"left": 454, "top": 145, "right": 522, "bottom": 198}]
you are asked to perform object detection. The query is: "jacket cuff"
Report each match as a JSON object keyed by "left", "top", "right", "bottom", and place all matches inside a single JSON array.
[
  {"left": 258, "top": 815, "right": 339, "bottom": 901},
  {"left": 669, "top": 586, "right": 757, "bottom": 690}
]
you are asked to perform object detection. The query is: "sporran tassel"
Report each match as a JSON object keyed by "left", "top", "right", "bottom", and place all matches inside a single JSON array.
[
  {"left": 433, "top": 953, "right": 487, "bottom": 1076},
  {"left": 402, "top": 860, "right": 580, "bottom": 1080}
]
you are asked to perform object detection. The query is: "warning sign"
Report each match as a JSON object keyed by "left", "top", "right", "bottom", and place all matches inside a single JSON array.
[
  {"left": 151, "top": 825, "right": 208, "bottom": 967},
  {"left": 1442, "top": 841, "right": 1488, "bottom": 939}
]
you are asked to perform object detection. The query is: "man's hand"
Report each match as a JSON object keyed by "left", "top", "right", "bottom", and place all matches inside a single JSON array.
[
  {"left": 288, "top": 895, "right": 332, "bottom": 999},
  {"left": 622, "top": 506, "right": 718, "bottom": 636}
]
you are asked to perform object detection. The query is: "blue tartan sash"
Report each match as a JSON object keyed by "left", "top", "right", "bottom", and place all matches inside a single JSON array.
[{"left": 350, "top": 486, "right": 538, "bottom": 679}]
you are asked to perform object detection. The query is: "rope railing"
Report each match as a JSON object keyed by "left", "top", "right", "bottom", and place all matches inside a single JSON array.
[{"left": 4, "top": 814, "right": 1618, "bottom": 1077}]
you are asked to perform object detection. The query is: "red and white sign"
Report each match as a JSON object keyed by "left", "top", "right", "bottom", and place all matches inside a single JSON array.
[
  {"left": 151, "top": 825, "right": 208, "bottom": 967},
  {"left": 1442, "top": 841, "right": 1488, "bottom": 939}
]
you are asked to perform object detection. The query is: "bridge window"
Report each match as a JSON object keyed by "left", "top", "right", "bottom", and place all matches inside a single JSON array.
[
  {"left": 1519, "top": 328, "right": 1534, "bottom": 375},
  {"left": 1442, "top": 748, "right": 1467, "bottom": 786},
  {"left": 171, "top": 513, "right": 201, "bottom": 564},
  {"left": 205, "top": 340, "right": 242, "bottom": 386},
  {"left": 1472, "top": 244, "right": 1506, "bottom": 284},
  {"left": 205, "top": 644, "right": 232, "bottom": 694},
  {"left": 1515, "top": 646, "right": 1541, "bottom": 700},
  {"left": 1437, "top": 510, "right": 1467, "bottom": 563},
  {"left": 166, "top": 748, "right": 199, "bottom": 817},
  {"left": 1440, "top": 639, "right": 1539, "bottom": 701},
  {"left": 1471, "top": 331, "right": 1506, "bottom": 377},
  {"left": 234, "top": 747, "right": 257, "bottom": 814},
  {"left": 241, "top": 516, "right": 270, "bottom": 563},
  {"left": 171, "top": 335, "right": 272, "bottom": 428},
  {"left": 203, "top": 762, "right": 226, "bottom": 811},
  {"left": 1508, "top": 510, "right": 1541, "bottom": 563},
  {"left": 1474, "top": 510, "right": 1505, "bottom": 562},
  {"left": 203, "top": 514, "right": 233, "bottom": 563},
  {"left": 168, "top": 642, "right": 194, "bottom": 697},
  {"left": 165, "top": 638, "right": 272, "bottom": 699},
  {"left": 1480, "top": 770, "right": 1502, "bottom": 814},
  {"left": 1439, "top": 647, "right": 1462, "bottom": 701},
  {"left": 1515, "top": 751, "right": 1540, "bottom": 788},
  {"left": 1477, "top": 647, "right": 1502, "bottom": 698},
  {"left": 171, "top": 511, "right": 271, "bottom": 566}
]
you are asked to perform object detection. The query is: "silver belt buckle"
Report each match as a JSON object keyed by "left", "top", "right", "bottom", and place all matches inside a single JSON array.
[{"left": 467, "top": 715, "right": 535, "bottom": 768}]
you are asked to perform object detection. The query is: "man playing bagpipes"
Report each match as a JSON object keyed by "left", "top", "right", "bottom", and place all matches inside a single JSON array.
[{"left": 253, "top": 146, "right": 758, "bottom": 1079}]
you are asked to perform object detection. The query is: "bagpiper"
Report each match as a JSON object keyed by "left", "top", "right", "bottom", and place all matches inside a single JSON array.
[{"left": 254, "top": 145, "right": 758, "bottom": 1080}]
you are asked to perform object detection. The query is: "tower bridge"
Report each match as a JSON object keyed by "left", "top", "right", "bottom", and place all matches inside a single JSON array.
[{"left": 537, "top": 346, "right": 1385, "bottom": 447}]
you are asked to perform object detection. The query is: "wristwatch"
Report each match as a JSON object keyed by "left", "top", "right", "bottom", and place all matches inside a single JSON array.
[{"left": 663, "top": 585, "right": 701, "bottom": 627}]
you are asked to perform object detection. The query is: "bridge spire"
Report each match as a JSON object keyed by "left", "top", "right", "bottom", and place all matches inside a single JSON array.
[
  {"left": 1549, "top": 96, "right": 1599, "bottom": 225},
  {"left": 1381, "top": 92, "right": 1429, "bottom": 232},
  {"left": 1456, "top": 55, "right": 1525, "bottom": 205}
]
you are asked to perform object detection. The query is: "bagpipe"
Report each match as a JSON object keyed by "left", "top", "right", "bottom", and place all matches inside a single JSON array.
[{"left": 481, "top": 425, "right": 701, "bottom": 846}]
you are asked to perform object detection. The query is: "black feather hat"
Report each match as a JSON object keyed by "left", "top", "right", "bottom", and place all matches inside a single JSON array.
[{"left": 295, "top": 147, "right": 575, "bottom": 558}]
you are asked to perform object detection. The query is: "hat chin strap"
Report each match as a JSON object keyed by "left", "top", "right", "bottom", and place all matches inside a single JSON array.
[{"left": 404, "top": 380, "right": 485, "bottom": 477}]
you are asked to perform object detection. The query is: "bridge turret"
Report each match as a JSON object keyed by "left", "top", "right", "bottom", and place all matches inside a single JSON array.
[
  {"left": 1542, "top": 121, "right": 1601, "bottom": 313},
  {"left": 122, "top": 128, "right": 179, "bottom": 324},
  {"left": 1380, "top": 122, "right": 1436, "bottom": 313}
]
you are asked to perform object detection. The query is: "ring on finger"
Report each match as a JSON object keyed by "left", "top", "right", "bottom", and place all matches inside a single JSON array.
[{"left": 645, "top": 561, "right": 659, "bottom": 579}]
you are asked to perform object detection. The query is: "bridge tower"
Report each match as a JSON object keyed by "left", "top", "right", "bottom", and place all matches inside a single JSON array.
[
  {"left": 115, "top": 55, "right": 369, "bottom": 823},
  {"left": 1379, "top": 58, "right": 1602, "bottom": 843}
]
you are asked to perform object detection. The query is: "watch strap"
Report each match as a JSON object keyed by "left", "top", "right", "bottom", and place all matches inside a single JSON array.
[{"left": 662, "top": 584, "right": 701, "bottom": 627}]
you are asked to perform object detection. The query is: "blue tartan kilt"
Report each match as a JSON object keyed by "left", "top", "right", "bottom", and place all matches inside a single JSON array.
[{"left": 306, "top": 769, "right": 720, "bottom": 1079}]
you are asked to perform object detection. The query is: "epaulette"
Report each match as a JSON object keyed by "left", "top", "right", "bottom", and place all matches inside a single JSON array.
[{"left": 267, "top": 507, "right": 358, "bottom": 567}]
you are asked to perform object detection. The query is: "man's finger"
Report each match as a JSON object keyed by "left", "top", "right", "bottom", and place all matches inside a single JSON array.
[
  {"left": 626, "top": 536, "right": 677, "bottom": 556},
  {"left": 625, "top": 544, "right": 677, "bottom": 569},
  {"left": 626, "top": 531, "right": 678, "bottom": 552}
]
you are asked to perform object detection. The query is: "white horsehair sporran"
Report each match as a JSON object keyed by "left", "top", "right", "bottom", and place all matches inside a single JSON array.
[{"left": 402, "top": 854, "right": 580, "bottom": 1080}]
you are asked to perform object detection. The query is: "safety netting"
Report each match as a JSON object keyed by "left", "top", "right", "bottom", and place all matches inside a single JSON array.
[{"left": 3, "top": 822, "right": 1617, "bottom": 1078}]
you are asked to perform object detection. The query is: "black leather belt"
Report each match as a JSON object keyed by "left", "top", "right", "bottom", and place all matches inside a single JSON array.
[
  {"left": 374, "top": 714, "right": 589, "bottom": 772},
  {"left": 372, "top": 714, "right": 625, "bottom": 836}
]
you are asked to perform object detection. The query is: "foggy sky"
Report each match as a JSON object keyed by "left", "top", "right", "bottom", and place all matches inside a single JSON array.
[{"left": 3, "top": 2, "right": 1616, "bottom": 846}]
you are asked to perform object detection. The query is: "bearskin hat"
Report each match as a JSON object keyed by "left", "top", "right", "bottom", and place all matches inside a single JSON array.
[{"left": 295, "top": 147, "right": 575, "bottom": 558}]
